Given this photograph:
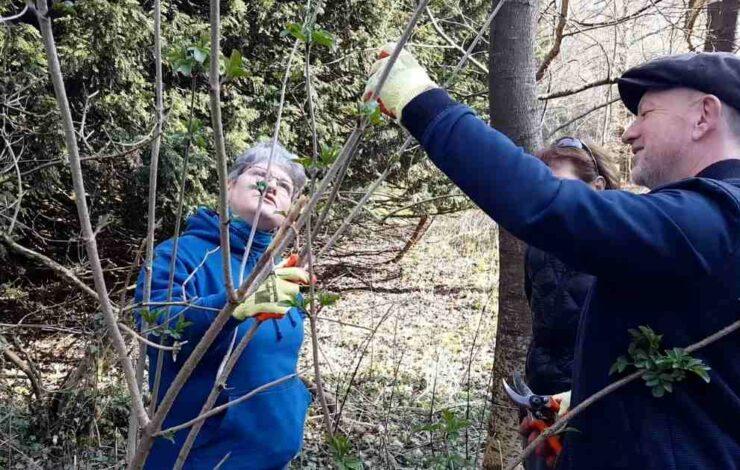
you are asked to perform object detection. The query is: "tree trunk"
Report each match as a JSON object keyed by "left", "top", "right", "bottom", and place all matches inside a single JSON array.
[
  {"left": 704, "top": 0, "right": 739, "bottom": 51},
  {"left": 483, "top": 0, "right": 541, "bottom": 468}
]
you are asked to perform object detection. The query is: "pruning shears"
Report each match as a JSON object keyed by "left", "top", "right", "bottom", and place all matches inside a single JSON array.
[{"left": 502, "top": 372, "right": 561, "bottom": 424}]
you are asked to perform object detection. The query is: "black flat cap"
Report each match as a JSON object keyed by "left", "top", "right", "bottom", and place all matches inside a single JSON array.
[{"left": 618, "top": 52, "right": 740, "bottom": 115}]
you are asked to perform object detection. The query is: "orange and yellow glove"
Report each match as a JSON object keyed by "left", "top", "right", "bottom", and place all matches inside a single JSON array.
[{"left": 232, "top": 254, "right": 313, "bottom": 322}]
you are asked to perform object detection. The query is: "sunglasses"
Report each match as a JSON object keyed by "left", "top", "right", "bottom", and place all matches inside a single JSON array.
[{"left": 553, "top": 137, "right": 600, "bottom": 176}]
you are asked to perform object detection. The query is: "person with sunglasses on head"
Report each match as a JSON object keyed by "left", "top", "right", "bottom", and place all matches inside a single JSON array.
[
  {"left": 364, "top": 46, "right": 740, "bottom": 469},
  {"left": 520, "top": 138, "right": 620, "bottom": 469}
]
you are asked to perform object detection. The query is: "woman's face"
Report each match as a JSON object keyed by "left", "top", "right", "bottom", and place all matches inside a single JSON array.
[
  {"left": 549, "top": 159, "right": 605, "bottom": 190},
  {"left": 227, "top": 164, "right": 294, "bottom": 231}
]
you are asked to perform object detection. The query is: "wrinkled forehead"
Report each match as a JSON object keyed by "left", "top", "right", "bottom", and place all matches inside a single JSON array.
[{"left": 637, "top": 87, "right": 704, "bottom": 113}]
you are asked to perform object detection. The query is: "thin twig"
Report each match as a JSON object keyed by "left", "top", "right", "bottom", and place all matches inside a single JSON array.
[
  {"left": 0, "top": 233, "right": 98, "bottom": 299},
  {"left": 536, "top": 0, "right": 570, "bottom": 81},
  {"left": 302, "top": 0, "right": 334, "bottom": 438},
  {"left": 538, "top": 76, "right": 618, "bottom": 100},
  {"left": 130, "top": 0, "right": 165, "bottom": 457},
  {"left": 316, "top": 0, "right": 507, "bottom": 259},
  {"left": 149, "top": 76, "right": 199, "bottom": 419},
  {"left": 505, "top": 318, "right": 740, "bottom": 470},
  {"left": 118, "top": 322, "right": 182, "bottom": 352},
  {"left": 426, "top": 6, "right": 488, "bottom": 74},
  {"left": 157, "top": 370, "right": 308, "bottom": 436},
  {"left": 173, "top": 321, "right": 263, "bottom": 468},
  {"left": 547, "top": 96, "right": 621, "bottom": 138},
  {"left": 0, "top": 335, "right": 44, "bottom": 400},
  {"left": 334, "top": 304, "right": 394, "bottom": 430},
  {"left": 238, "top": 39, "right": 300, "bottom": 285},
  {"left": 1, "top": 135, "right": 23, "bottom": 235}
]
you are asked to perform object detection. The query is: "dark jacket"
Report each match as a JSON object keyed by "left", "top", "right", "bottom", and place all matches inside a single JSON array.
[
  {"left": 524, "top": 246, "right": 593, "bottom": 395},
  {"left": 402, "top": 88, "right": 740, "bottom": 470},
  {"left": 134, "top": 208, "right": 311, "bottom": 469}
]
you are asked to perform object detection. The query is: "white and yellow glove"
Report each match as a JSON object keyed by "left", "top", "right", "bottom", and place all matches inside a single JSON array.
[
  {"left": 553, "top": 390, "right": 571, "bottom": 418},
  {"left": 232, "top": 255, "right": 312, "bottom": 321},
  {"left": 362, "top": 42, "right": 439, "bottom": 120}
]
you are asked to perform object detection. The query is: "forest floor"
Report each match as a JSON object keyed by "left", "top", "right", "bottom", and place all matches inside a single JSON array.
[
  {"left": 296, "top": 210, "right": 509, "bottom": 469},
  {"left": 1, "top": 209, "right": 524, "bottom": 469}
]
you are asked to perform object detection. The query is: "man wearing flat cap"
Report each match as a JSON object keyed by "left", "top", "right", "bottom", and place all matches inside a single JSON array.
[{"left": 363, "top": 48, "right": 740, "bottom": 469}]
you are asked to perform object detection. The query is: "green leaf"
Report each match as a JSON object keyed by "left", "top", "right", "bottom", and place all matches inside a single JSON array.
[
  {"left": 174, "top": 60, "right": 194, "bottom": 77},
  {"left": 250, "top": 181, "right": 268, "bottom": 194},
  {"left": 360, "top": 101, "right": 383, "bottom": 125},
  {"left": 651, "top": 386, "right": 665, "bottom": 398},
  {"left": 224, "top": 50, "right": 248, "bottom": 80},
  {"left": 311, "top": 29, "right": 334, "bottom": 48},
  {"left": 691, "top": 366, "right": 711, "bottom": 383},
  {"left": 318, "top": 292, "right": 341, "bottom": 307},
  {"left": 187, "top": 45, "right": 209, "bottom": 65},
  {"left": 284, "top": 22, "right": 307, "bottom": 42},
  {"left": 296, "top": 156, "right": 314, "bottom": 168},
  {"left": 52, "top": 1, "right": 76, "bottom": 15}
]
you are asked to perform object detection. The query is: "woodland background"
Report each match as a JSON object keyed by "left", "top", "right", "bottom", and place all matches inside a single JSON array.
[{"left": 0, "top": 0, "right": 737, "bottom": 468}]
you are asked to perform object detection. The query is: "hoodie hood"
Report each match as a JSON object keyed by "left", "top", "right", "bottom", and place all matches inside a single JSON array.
[{"left": 183, "top": 208, "right": 272, "bottom": 257}]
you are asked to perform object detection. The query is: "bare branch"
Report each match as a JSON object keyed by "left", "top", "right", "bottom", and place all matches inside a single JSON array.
[
  {"left": 0, "top": 4, "right": 28, "bottom": 23},
  {"left": 426, "top": 6, "right": 488, "bottom": 75},
  {"left": 0, "top": 335, "right": 44, "bottom": 400},
  {"left": 538, "top": 76, "right": 618, "bottom": 100},
  {"left": 156, "top": 370, "right": 308, "bottom": 437},
  {"left": 505, "top": 318, "right": 740, "bottom": 470},
  {"left": 208, "top": 0, "right": 236, "bottom": 301},
  {"left": 34, "top": 0, "right": 148, "bottom": 427},
  {"left": 174, "top": 321, "right": 262, "bottom": 468},
  {"left": 1, "top": 232, "right": 99, "bottom": 299},
  {"left": 536, "top": 0, "right": 570, "bottom": 81},
  {"left": 546, "top": 96, "right": 621, "bottom": 138}
]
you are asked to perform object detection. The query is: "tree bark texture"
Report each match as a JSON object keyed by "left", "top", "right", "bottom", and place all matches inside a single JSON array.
[
  {"left": 704, "top": 0, "right": 739, "bottom": 51},
  {"left": 483, "top": 0, "right": 541, "bottom": 468}
]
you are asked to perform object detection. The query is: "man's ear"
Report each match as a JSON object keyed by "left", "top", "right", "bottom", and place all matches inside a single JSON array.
[{"left": 693, "top": 94, "right": 723, "bottom": 141}]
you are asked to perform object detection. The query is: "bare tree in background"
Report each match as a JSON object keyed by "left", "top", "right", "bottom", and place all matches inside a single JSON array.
[
  {"left": 483, "top": 0, "right": 542, "bottom": 468},
  {"left": 704, "top": 0, "right": 739, "bottom": 51}
]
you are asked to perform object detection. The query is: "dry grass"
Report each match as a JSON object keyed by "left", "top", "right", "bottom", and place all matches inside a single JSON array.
[{"left": 298, "top": 210, "right": 500, "bottom": 468}]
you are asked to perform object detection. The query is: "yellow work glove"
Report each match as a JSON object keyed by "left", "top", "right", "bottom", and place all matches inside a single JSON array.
[
  {"left": 362, "top": 42, "right": 439, "bottom": 120},
  {"left": 232, "top": 256, "right": 312, "bottom": 321}
]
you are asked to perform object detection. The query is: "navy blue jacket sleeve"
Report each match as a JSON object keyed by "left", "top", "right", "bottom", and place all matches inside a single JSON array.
[
  {"left": 135, "top": 240, "right": 239, "bottom": 358},
  {"left": 402, "top": 89, "right": 740, "bottom": 278}
]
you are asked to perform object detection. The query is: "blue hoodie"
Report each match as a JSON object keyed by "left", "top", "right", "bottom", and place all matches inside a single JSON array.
[{"left": 134, "top": 208, "right": 311, "bottom": 469}]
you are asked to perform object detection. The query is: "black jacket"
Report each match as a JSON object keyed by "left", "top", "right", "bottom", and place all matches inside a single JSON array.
[{"left": 524, "top": 246, "right": 594, "bottom": 395}]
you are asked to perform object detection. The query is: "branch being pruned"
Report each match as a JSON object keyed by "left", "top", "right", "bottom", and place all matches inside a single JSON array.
[{"left": 505, "top": 317, "right": 740, "bottom": 470}]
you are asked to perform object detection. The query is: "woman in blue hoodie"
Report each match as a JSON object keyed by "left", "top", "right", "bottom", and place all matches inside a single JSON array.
[{"left": 134, "top": 142, "right": 310, "bottom": 469}]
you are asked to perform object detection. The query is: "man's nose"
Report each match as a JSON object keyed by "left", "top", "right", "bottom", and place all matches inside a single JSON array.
[{"left": 621, "top": 120, "right": 638, "bottom": 144}]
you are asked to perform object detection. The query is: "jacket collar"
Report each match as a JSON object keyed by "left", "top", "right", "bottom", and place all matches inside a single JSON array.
[{"left": 696, "top": 159, "right": 740, "bottom": 181}]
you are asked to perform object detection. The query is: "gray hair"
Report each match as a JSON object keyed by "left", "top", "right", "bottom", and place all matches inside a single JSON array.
[
  {"left": 228, "top": 141, "right": 307, "bottom": 197},
  {"left": 723, "top": 102, "right": 740, "bottom": 139}
]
